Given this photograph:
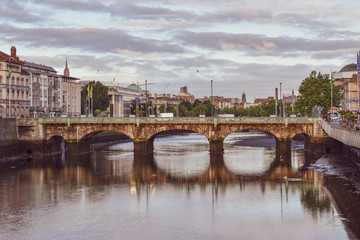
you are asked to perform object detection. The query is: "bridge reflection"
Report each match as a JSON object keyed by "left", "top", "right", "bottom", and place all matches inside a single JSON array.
[{"left": 48, "top": 150, "right": 315, "bottom": 185}]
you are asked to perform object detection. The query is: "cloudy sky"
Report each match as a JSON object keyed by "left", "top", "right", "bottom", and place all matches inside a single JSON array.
[{"left": 1, "top": 0, "right": 360, "bottom": 101}]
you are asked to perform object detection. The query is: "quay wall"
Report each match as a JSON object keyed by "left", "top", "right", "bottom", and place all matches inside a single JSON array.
[
  {"left": 321, "top": 120, "right": 360, "bottom": 149},
  {"left": 0, "top": 118, "right": 18, "bottom": 143}
]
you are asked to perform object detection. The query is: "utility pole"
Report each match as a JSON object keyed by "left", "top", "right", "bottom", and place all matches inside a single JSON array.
[
  {"left": 279, "top": 83, "right": 282, "bottom": 117},
  {"left": 275, "top": 88, "right": 278, "bottom": 116},
  {"left": 145, "top": 80, "right": 148, "bottom": 117},
  {"left": 211, "top": 80, "right": 214, "bottom": 117}
]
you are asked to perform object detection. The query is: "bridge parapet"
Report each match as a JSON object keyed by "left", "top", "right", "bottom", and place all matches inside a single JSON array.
[{"left": 35, "top": 116, "right": 317, "bottom": 125}]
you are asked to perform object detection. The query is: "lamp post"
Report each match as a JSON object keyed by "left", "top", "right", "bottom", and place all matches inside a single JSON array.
[{"left": 357, "top": 51, "right": 360, "bottom": 121}]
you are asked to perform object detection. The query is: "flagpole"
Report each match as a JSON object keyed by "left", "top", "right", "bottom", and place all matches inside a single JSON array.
[{"left": 291, "top": 89, "right": 294, "bottom": 113}]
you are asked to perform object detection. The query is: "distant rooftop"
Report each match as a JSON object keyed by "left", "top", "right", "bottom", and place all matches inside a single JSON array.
[
  {"left": 340, "top": 63, "right": 357, "bottom": 72},
  {"left": 23, "top": 61, "right": 57, "bottom": 73}
]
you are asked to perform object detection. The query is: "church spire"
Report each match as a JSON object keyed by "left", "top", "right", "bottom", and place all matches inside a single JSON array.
[{"left": 64, "top": 57, "right": 70, "bottom": 77}]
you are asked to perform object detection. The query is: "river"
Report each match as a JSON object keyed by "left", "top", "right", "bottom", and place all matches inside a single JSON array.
[{"left": 0, "top": 131, "right": 358, "bottom": 240}]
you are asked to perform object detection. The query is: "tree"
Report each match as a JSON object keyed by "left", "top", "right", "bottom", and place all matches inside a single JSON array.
[
  {"left": 81, "top": 81, "right": 111, "bottom": 115},
  {"left": 296, "top": 71, "right": 342, "bottom": 116}
]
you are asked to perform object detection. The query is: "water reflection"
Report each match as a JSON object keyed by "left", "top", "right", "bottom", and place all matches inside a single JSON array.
[{"left": 0, "top": 132, "right": 351, "bottom": 240}]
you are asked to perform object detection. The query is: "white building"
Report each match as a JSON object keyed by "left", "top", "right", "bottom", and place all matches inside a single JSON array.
[{"left": 22, "top": 61, "right": 62, "bottom": 117}]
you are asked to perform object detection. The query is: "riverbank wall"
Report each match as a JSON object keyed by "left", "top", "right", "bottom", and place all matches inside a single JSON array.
[{"left": 324, "top": 175, "right": 360, "bottom": 239}]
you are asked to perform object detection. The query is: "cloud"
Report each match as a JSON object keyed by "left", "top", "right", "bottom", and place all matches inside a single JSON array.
[
  {"left": 0, "top": 23, "right": 185, "bottom": 54},
  {"left": 0, "top": 1, "right": 44, "bottom": 23},
  {"left": 175, "top": 31, "right": 360, "bottom": 58}
]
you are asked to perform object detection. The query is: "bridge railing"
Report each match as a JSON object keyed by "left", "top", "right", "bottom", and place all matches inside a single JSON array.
[{"left": 33, "top": 116, "right": 316, "bottom": 125}]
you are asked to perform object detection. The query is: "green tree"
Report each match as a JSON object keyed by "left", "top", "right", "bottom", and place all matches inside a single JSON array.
[
  {"left": 296, "top": 71, "right": 342, "bottom": 116},
  {"left": 158, "top": 104, "right": 176, "bottom": 115},
  {"left": 81, "top": 81, "right": 111, "bottom": 115}
]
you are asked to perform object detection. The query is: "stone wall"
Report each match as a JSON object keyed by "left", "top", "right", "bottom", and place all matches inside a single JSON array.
[
  {"left": 321, "top": 120, "right": 360, "bottom": 149},
  {"left": 0, "top": 118, "right": 18, "bottom": 143}
]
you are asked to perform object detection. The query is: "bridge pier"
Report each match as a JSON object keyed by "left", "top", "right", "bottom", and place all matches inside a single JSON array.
[
  {"left": 209, "top": 138, "right": 224, "bottom": 155},
  {"left": 276, "top": 138, "right": 291, "bottom": 162},
  {"left": 133, "top": 138, "right": 154, "bottom": 156}
]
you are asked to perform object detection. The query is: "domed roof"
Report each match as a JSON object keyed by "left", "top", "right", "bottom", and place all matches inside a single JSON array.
[
  {"left": 340, "top": 63, "right": 357, "bottom": 72},
  {"left": 127, "top": 84, "right": 143, "bottom": 95}
]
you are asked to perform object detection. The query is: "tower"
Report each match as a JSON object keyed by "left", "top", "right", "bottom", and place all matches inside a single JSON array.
[
  {"left": 242, "top": 92, "right": 246, "bottom": 103},
  {"left": 64, "top": 58, "right": 70, "bottom": 77}
]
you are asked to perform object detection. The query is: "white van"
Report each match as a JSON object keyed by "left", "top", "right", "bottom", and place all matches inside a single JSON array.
[
  {"left": 218, "top": 114, "right": 235, "bottom": 117},
  {"left": 158, "top": 113, "right": 174, "bottom": 117}
]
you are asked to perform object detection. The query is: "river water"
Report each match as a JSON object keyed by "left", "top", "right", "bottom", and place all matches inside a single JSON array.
[{"left": 0, "top": 132, "right": 356, "bottom": 239}]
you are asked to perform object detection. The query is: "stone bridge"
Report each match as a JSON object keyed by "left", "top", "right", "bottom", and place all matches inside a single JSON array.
[{"left": 16, "top": 117, "right": 336, "bottom": 156}]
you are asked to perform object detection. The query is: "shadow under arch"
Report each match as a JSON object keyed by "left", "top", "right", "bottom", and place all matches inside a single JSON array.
[
  {"left": 45, "top": 135, "right": 67, "bottom": 154},
  {"left": 67, "top": 130, "right": 132, "bottom": 155}
]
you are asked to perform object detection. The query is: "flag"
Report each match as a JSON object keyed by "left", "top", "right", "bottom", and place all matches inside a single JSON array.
[
  {"left": 164, "top": 102, "right": 168, "bottom": 110},
  {"left": 292, "top": 90, "right": 294, "bottom": 102},
  {"left": 8, "top": 57, "right": 13, "bottom": 78},
  {"left": 357, "top": 51, "right": 360, "bottom": 76},
  {"left": 136, "top": 97, "right": 139, "bottom": 106},
  {"left": 87, "top": 84, "right": 90, "bottom": 97},
  {"left": 112, "top": 77, "right": 115, "bottom": 83},
  {"left": 282, "top": 95, "right": 284, "bottom": 103},
  {"left": 90, "top": 85, "right": 93, "bottom": 98}
]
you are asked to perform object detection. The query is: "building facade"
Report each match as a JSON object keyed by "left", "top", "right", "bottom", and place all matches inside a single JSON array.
[
  {"left": 22, "top": 61, "right": 62, "bottom": 117},
  {"left": 333, "top": 63, "right": 358, "bottom": 111},
  {"left": 107, "top": 86, "right": 140, "bottom": 117},
  {"left": 0, "top": 47, "right": 30, "bottom": 118}
]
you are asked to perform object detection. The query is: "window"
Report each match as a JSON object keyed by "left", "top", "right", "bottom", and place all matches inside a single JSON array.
[{"left": 44, "top": 90, "right": 48, "bottom": 97}]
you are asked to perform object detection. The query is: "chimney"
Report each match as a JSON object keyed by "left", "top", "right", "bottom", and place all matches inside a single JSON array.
[{"left": 11, "top": 46, "right": 17, "bottom": 59}]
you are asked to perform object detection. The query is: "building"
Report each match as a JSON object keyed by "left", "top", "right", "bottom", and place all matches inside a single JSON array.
[
  {"left": 254, "top": 96, "right": 274, "bottom": 105},
  {"left": 107, "top": 86, "right": 140, "bottom": 117},
  {"left": 176, "top": 86, "right": 195, "bottom": 102},
  {"left": 22, "top": 61, "right": 62, "bottom": 117},
  {"left": 0, "top": 47, "right": 30, "bottom": 118},
  {"left": 61, "top": 59, "right": 81, "bottom": 117},
  {"left": 333, "top": 63, "right": 358, "bottom": 111}
]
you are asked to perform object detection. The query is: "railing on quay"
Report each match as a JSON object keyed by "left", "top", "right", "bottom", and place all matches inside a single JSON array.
[{"left": 17, "top": 116, "right": 317, "bottom": 127}]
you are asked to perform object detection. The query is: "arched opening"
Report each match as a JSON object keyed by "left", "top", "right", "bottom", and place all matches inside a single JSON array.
[
  {"left": 88, "top": 131, "right": 132, "bottom": 151},
  {"left": 223, "top": 130, "right": 276, "bottom": 175},
  {"left": 45, "top": 135, "right": 66, "bottom": 154},
  {"left": 72, "top": 131, "right": 134, "bottom": 176},
  {"left": 151, "top": 130, "right": 210, "bottom": 178},
  {"left": 291, "top": 133, "right": 310, "bottom": 170}
]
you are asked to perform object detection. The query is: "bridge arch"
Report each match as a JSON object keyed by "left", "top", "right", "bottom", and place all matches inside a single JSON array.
[{"left": 145, "top": 129, "right": 209, "bottom": 155}]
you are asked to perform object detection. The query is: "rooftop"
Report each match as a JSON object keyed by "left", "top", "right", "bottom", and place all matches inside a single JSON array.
[{"left": 340, "top": 63, "right": 357, "bottom": 72}]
